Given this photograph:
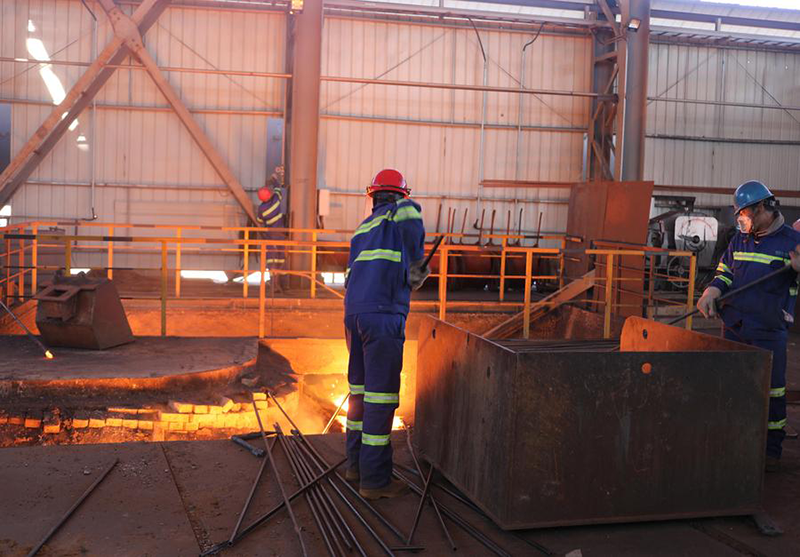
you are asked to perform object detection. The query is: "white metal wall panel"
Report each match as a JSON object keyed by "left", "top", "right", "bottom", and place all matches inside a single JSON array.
[
  {"left": 320, "top": 16, "right": 590, "bottom": 241},
  {"left": 646, "top": 42, "right": 800, "bottom": 208},
  {"left": 1, "top": 0, "right": 286, "bottom": 269}
]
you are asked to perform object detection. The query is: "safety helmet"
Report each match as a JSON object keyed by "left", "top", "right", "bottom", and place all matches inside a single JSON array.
[
  {"left": 734, "top": 180, "right": 774, "bottom": 215},
  {"left": 258, "top": 186, "right": 273, "bottom": 202},
  {"left": 367, "top": 168, "right": 410, "bottom": 198}
]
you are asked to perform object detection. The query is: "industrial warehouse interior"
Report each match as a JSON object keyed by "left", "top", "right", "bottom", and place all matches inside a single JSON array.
[{"left": 2, "top": 0, "right": 800, "bottom": 555}]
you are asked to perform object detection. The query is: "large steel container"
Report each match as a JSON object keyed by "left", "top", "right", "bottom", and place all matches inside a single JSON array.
[{"left": 414, "top": 315, "right": 770, "bottom": 530}]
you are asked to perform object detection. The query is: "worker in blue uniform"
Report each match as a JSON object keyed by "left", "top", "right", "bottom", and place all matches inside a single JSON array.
[
  {"left": 343, "top": 168, "right": 429, "bottom": 499},
  {"left": 256, "top": 173, "right": 286, "bottom": 292},
  {"left": 698, "top": 180, "right": 800, "bottom": 472}
]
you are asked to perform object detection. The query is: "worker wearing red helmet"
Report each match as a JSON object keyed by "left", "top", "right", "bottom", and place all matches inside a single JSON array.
[
  {"left": 697, "top": 180, "right": 800, "bottom": 472},
  {"left": 256, "top": 168, "right": 287, "bottom": 291},
  {"left": 343, "top": 168, "right": 429, "bottom": 499}
]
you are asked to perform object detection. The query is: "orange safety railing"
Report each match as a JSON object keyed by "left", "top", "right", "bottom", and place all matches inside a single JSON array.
[{"left": 1, "top": 221, "right": 697, "bottom": 339}]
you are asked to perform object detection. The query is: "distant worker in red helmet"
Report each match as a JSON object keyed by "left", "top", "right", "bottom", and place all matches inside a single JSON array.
[
  {"left": 343, "top": 168, "right": 429, "bottom": 500},
  {"left": 256, "top": 165, "right": 287, "bottom": 292}
]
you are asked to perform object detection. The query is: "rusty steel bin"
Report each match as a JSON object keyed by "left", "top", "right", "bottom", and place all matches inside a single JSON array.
[
  {"left": 35, "top": 274, "right": 134, "bottom": 350},
  {"left": 414, "top": 315, "right": 771, "bottom": 530}
]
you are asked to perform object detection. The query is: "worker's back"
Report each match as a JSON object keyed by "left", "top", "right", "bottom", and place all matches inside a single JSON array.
[{"left": 344, "top": 198, "right": 425, "bottom": 316}]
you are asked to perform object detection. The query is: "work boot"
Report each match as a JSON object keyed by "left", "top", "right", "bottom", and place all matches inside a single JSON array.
[
  {"left": 345, "top": 467, "right": 360, "bottom": 482},
  {"left": 765, "top": 456, "right": 781, "bottom": 473},
  {"left": 359, "top": 479, "right": 409, "bottom": 500}
]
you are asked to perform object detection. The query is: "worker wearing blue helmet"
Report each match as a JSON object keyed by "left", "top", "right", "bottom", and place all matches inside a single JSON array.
[{"left": 697, "top": 180, "right": 800, "bottom": 472}]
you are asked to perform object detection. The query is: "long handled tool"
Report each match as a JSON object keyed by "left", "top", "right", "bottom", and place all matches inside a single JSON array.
[
  {"left": 0, "top": 299, "right": 53, "bottom": 359},
  {"left": 669, "top": 264, "right": 794, "bottom": 326},
  {"left": 422, "top": 235, "right": 446, "bottom": 269}
]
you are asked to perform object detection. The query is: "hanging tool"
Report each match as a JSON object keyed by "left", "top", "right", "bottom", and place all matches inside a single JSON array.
[
  {"left": 669, "top": 264, "right": 794, "bottom": 325},
  {"left": 0, "top": 299, "right": 53, "bottom": 359}
]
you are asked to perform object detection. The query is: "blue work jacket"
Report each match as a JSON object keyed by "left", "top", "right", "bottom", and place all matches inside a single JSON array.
[
  {"left": 344, "top": 198, "right": 426, "bottom": 316},
  {"left": 711, "top": 221, "right": 800, "bottom": 337}
]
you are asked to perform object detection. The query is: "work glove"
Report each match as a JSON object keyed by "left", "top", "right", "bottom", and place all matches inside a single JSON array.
[
  {"left": 697, "top": 286, "right": 722, "bottom": 318},
  {"left": 408, "top": 261, "right": 431, "bottom": 291},
  {"left": 791, "top": 244, "right": 800, "bottom": 273}
]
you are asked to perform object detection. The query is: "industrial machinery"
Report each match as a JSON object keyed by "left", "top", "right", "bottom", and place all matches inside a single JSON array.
[{"left": 35, "top": 273, "right": 134, "bottom": 350}]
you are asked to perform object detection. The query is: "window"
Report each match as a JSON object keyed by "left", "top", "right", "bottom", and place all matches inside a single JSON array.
[{"left": 0, "top": 205, "right": 10, "bottom": 228}]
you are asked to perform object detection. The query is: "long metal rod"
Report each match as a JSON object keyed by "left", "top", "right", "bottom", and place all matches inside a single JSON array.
[
  {"left": 322, "top": 392, "right": 350, "bottom": 435},
  {"left": 278, "top": 427, "right": 338, "bottom": 557},
  {"left": 252, "top": 393, "right": 309, "bottom": 557},
  {"left": 320, "top": 75, "right": 605, "bottom": 98},
  {"left": 292, "top": 434, "right": 396, "bottom": 557},
  {"left": 393, "top": 469, "right": 512, "bottom": 557},
  {"left": 649, "top": 95, "right": 800, "bottom": 113},
  {"left": 1, "top": 96, "right": 281, "bottom": 116},
  {"left": 406, "top": 433, "right": 456, "bottom": 551},
  {"left": 285, "top": 433, "right": 355, "bottom": 555},
  {"left": 266, "top": 399, "right": 400, "bottom": 555},
  {"left": 203, "top": 456, "right": 347, "bottom": 556},
  {"left": 668, "top": 264, "right": 794, "bottom": 325},
  {"left": 266, "top": 391, "right": 406, "bottom": 544},
  {"left": 0, "top": 299, "right": 53, "bottom": 359},
  {"left": 228, "top": 437, "right": 275, "bottom": 544},
  {"left": 27, "top": 458, "right": 118, "bottom": 557},
  {"left": 406, "top": 464, "right": 434, "bottom": 546}
]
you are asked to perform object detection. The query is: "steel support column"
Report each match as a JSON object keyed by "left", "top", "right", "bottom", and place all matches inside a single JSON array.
[
  {"left": 288, "top": 0, "right": 323, "bottom": 279},
  {"left": 619, "top": 0, "right": 650, "bottom": 181}
]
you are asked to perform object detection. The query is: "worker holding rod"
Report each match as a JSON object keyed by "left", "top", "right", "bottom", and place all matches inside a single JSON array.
[{"left": 697, "top": 180, "right": 800, "bottom": 473}]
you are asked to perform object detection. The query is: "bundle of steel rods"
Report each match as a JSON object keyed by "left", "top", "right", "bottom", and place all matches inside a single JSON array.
[{"left": 204, "top": 390, "right": 525, "bottom": 557}]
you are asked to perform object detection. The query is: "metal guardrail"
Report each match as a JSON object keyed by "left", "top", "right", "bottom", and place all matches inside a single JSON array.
[{"left": 1, "top": 221, "right": 696, "bottom": 339}]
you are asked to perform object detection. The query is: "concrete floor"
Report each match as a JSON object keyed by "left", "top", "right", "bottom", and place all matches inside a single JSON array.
[{"left": 1, "top": 426, "right": 799, "bottom": 557}]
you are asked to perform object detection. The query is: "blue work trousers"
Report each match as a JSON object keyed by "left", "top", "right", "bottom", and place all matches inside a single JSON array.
[
  {"left": 724, "top": 325, "right": 787, "bottom": 459},
  {"left": 344, "top": 312, "right": 405, "bottom": 489}
]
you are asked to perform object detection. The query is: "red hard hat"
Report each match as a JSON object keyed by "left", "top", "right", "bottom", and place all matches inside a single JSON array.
[
  {"left": 258, "top": 187, "right": 273, "bottom": 202},
  {"left": 367, "top": 168, "right": 410, "bottom": 198}
]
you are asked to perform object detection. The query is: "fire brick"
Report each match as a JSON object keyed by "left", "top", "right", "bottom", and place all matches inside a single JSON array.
[
  {"left": 43, "top": 413, "right": 61, "bottom": 434},
  {"left": 168, "top": 422, "right": 186, "bottom": 432},
  {"left": 105, "top": 417, "right": 123, "bottom": 428},
  {"left": 8, "top": 414, "right": 25, "bottom": 426},
  {"left": 89, "top": 418, "right": 106, "bottom": 428},
  {"left": 159, "top": 411, "right": 190, "bottom": 423},
  {"left": 252, "top": 392, "right": 267, "bottom": 401},
  {"left": 169, "top": 401, "right": 194, "bottom": 414},
  {"left": 122, "top": 419, "right": 138, "bottom": 429},
  {"left": 193, "top": 405, "right": 209, "bottom": 414},
  {"left": 25, "top": 412, "right": 43, "bottom": 429},
  {"left": 218, "top": 397, "right": 235, "bottom": 413},
  {"left": 72, "top": 414, "right": 89, "bottom": 429},
  {"left": 137, "top": 420, "right": 154, "bottom": 430}
]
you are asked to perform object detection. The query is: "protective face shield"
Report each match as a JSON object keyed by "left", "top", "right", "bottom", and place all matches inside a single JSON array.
[{"left": 736, "top": 206, "right": 755, "bottom": 234}]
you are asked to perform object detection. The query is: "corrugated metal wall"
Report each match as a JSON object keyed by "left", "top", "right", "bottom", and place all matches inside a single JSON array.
[
  {"left": 1, "top": 0, "right": 285, "bottom": 269},
  {"left": 3, "top": 1, "right": 799, "bottom": 272},
  {"left": 645, "top": 42, "right": 800, "bottom": 207},
  {"left": 319, "top": 17, "right": 591, "bottom": 245}
]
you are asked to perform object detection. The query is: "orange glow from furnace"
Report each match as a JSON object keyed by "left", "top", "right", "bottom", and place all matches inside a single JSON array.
[
  {"left": 331, "top": 394, "right": 405, "bottom": 431},
  {"left": 45, "top": 350, "right": 54, "bottom": 359}
]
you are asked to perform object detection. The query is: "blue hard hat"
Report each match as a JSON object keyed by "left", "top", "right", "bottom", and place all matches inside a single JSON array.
[{"left": 734, "top": 180, "right": 774, "bottom": 214}]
